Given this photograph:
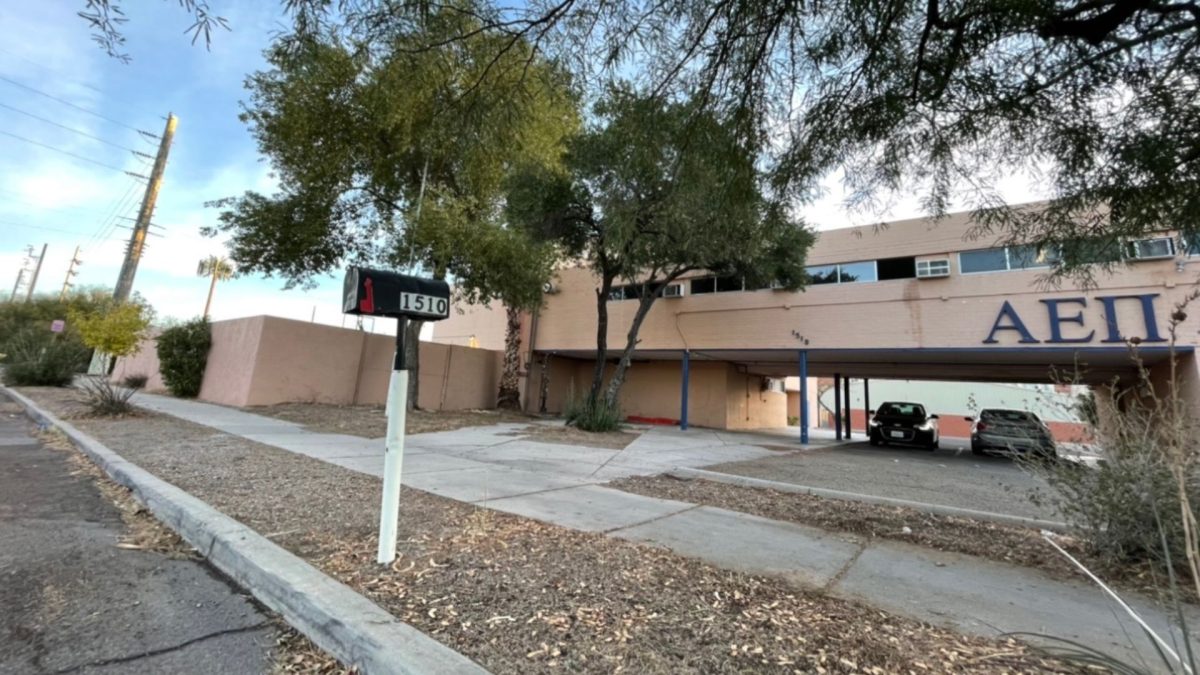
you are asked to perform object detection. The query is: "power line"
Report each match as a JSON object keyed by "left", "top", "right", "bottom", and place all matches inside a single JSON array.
[
  {"left": 0, "top": 188, "right": 132, "bottom": 221},
  {"left": 0, "top": 129, "right": 129, "bottom": 172},
  {"left": 0, "top": 74, "right": 141, "bottom": 133},
  {"left": 89, "top": 181, "right": 143, "bottom": 247},
  {"left": 0, "top": 217, "right": 118, "bottom": 239},
  {"left": 0, "top": 102, "right": 139, "bottom": 153},
  {"left": 0, "top": 47, "right": 106, "bottom": 96}
]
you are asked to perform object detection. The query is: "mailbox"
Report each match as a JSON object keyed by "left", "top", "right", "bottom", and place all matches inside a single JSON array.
[{"left": 343, "top": 267, "right": 451, "bottom": 321}]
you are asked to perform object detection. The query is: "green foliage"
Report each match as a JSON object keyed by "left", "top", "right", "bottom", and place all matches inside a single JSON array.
[
  {"left": 207, "top": 4, "right": 578, "bottom": 309},
  {"left": 78, "top": 376, "right": 139, "bottom": 416},
  {"left": 155, "top": 318, "right": 212, "bottom": 398},
  {"left": 508, "top": 86, "right": 813, "bottom": 404},
  {"left": 1075, "top": 390, "right": 1099, "bottom": 428},
  {"left": 287, "top": 0, "right": 1200, "bottom": 280},
  {"left": 564, "top": 395, "right": 623, "bottom": 433},
  {"left": 0, "top": 290, "right": 112, "bottom": 360},
  {"left": 68, "top": 299, "right": 153, "bottom": 358},
  {"left": 2, "top": 328, "right": 89, "bottom": 387}
]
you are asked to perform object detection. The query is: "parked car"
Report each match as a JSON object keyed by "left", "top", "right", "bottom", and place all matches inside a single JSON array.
[
  {"left": 868, "top": 401, "right": 939, "bottom": 450},
  {"left": 967, "top": 409, "right": 1056, "bottom": 459}
]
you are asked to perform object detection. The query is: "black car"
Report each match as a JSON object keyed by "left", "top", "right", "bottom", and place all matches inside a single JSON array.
[
  {"left": 868, "top": 401, "right": 940, "bottom": 450},
  {"left": 967, "top": 409, "right": 1056, "bottom": 459}
]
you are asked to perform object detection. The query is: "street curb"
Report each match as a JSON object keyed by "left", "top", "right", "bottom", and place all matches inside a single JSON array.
[
  {"left": 2, "top": 385, "right": 489, "bottom": 675},
  {"left": 667, "top": 466, "right": 1070, "bottom": 533}
]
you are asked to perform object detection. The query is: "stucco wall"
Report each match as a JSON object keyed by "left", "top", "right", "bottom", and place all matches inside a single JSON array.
[
  {"left": 109, "top": 331, "right": 166, "bottom": 393},
  {"left": 113, "top": 315, "right": 503, "bottom": 410},
  {"left": 432, "top": 299, "right": 508, "bottom": 350}
]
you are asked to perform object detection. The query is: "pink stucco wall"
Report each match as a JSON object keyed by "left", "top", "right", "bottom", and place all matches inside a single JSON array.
[
  {"left": 110, "top": 330, "right": 166, "bottom": 393},
  {"left": 113, "top": 315, "right": 504, "bottom": 409}
]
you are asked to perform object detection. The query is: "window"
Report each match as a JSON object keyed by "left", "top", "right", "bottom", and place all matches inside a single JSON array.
[
  {"left": 877, "top": 402, "right": 926, "bottom": 418},
  {"left": 806, "top": 265, "right": 838, "bottom": 284},
  {"left": 715, "top": 275, "right": 744, "bottom": 292},
  {"left": 959, "top": 247, "right": 1010, "bottom": 273},
  {"left": 837, "top": 261, "right": 877, "bottom": 283},
  {"left": 1127, "top": 237, "right": 1176, "bottom": 260},
  {"left": 690, "top": 277, "right": 715, "bottom": 294},
  {"left": 876, "top": 257, "right": 916, "bottom": 281},
  {"left": 960, "top": 245, "right": 1055, "bottom": 273},
  {"left": 1007, "top": 245, "right": 1054, "bottom": 270},
  {"left": 1056, "top": 239, "right": 1121, "bottom": 265}
]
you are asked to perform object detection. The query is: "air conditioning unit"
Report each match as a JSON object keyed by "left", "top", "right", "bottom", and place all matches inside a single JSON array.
[
  {"left": 542, "top": 281, "right": 560, "bottom": 294},
  {"left": 662, "top": 283, "right": 686, "bottom": 298},
  {"left": 916, "top": 258, "right": 951, "bottom": 279},
  {"left": 769, "top": 279, "right": 786, "bottom": 290}
]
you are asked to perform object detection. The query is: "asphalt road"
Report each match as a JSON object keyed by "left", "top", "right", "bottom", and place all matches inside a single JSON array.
[
  {"left": 707, "top": 438, "right": 1059, "bottom": 520},
  {"left": 0, "top": 398, "right": 276, "bottom": 675}
]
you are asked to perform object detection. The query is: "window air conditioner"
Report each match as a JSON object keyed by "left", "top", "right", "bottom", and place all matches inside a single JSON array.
[
  {"left": 662, "top": 283, "right": 686, "bottom": 298},
  {"left": 916, "top": 258, "right": 951, "bottom": 278}
]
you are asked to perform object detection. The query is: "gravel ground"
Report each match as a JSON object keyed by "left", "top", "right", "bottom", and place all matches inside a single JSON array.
[
  {"left": 708, "top": 441, "right": 1058, "bottom": 520},
  {"left": 248, "top": 402, "right": 537, "bottom": 438},
  {"left": 18, "top": 386, "right": 1084, "bottom": 674}
]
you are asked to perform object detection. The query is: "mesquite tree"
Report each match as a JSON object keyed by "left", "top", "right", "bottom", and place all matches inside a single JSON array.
[
  {"left": 508, "top": 86, "right": 813, "bottom": 409},
  {"left": 206, "top": 4, "right": 577, "bottom": 408}
]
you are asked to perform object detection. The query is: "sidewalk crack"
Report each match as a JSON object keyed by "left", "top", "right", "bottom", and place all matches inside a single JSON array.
[
  {"left": 822, "top": 540, "right": 868, "bottom": 592},
  {"left": 50, "top": 620, "right": 272, "bottom": 674}
]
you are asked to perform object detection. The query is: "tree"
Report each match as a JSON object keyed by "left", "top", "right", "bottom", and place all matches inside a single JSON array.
[
  {"left": 76, "top": 0, "right": 228, "bottom": 62},
  {"left": 69, "top": 301, "right": 152, "bottom": 359},
  {"left": 206, "top": 2, "right": 578, "bottom": 409},
  {"left": 197, "top": 255, "right": 235, "bottom": 318},
  {"left": 508, "top": 86, "right": 813, "bottom": 412},
  {"left": 285, "top": 0, "right": 1200, "bottom": 282}
]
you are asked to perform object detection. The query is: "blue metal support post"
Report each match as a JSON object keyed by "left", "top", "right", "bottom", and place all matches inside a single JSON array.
[
  {"left": 680, "top": 350, "right": 690, "bottom": 431},
  {"left": 799, "top": 350, "right": 809, "bottom": 444},
  {"left": 834, "top": 373, "right": 842, "bottom": 441},
  {"left": 863, "top": 378, "right": 870, "bottom": 436}
]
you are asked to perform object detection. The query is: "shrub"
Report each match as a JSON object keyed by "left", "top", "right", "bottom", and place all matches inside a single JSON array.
[
  {"left": 78, "top": 376, "right": 138, "bottom": 416},
  {"left": 1, "top": 328, "right": 89, "bottom": 386},
  {"left": 565, "top": 394, "right": 623, "bottom": 432},
  {"left": 69, "top": 300, "right": 153, "bottom": 359},
  {"left": 156, "top": 317, "right": 211, "bottom": 398},
  {"left": 122, "top": 373, "right": 149, "bottom": 389},
  {"left": 0, "top": 290, "right": 111, "bottom": 359}
]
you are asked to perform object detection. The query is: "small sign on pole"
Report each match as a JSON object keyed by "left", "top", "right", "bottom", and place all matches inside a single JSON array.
[
  {"left": 343, "top": 267, "right": 450, "bottom": 564},
  {"left": 50, "top": 319, "right": 65, "bottom": 333}
]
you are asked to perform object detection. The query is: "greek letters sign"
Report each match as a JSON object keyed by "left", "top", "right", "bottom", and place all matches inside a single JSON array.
[
  {"left": 342, "top": 267, "right": 451, "bottom": 321},
  {"left": 983, "top": 293, "right": 1166, "bottom": 345}
]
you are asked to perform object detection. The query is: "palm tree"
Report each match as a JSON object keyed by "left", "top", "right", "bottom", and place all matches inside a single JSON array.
[{"left": 197, "top": 255, "right": 235, "bottom": 318}]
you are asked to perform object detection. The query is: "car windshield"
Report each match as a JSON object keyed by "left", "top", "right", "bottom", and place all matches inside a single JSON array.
[
  {"left": 981, "top": 410, "right": 1037, "bottom": 423},
  {"left": 877, "top": 403, "right": 925, "bottom": 417}
]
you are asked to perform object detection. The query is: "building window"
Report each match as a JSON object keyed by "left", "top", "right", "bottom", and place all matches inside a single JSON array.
[
  {"left": 959, "top": 245, "right": 1054, "bottom": 273},
  {"left": 876, "top": 256, "right": 917, "bottom": 281},
  {"left": 806, "top": 265, "right": 839, "bottom": 284},
  {"left": 715, "top": 275, "right": 744, "bottom": 292},
  {"left": 690, "top": 277, "right": 716, "bottom": 294},
  {"left": 837, "top": 261, "right": 877, "bottom": 283}
]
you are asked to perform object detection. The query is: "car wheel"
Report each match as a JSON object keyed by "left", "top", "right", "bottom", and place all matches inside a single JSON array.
[
  {"left": 868, "top": 435, "right": 879, "bottom": 446},
  {"left": 926, "top": 439, "right": 938, "bottom": 451},
  {"left": 972, "top": 443, "right": 985, "bottom": 456}
]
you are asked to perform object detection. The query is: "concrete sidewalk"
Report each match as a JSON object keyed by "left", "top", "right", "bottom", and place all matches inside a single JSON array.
[{"left": 134, "top": 393, "right": 1198, "bottom": 667}]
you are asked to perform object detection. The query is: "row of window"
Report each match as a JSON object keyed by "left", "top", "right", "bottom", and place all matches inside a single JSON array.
[{"left": 605, "top": 236, "right": 1187, "bottom": 301}]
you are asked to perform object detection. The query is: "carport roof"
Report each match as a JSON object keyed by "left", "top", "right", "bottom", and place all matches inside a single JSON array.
[{"left": 536, "top": 346, "right": 1189, "bottom": 384}]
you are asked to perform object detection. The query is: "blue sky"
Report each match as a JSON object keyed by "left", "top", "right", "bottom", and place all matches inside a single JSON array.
[{"left": 0, "top": 2, "right": 1044, "bottom": 332}]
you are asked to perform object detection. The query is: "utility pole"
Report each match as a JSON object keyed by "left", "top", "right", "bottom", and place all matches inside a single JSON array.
[
  {"left": 114, "top": 113, "right": 177, "bottom": 302},
  {"left": 24, "top": 243, "right": 47, "bottom": 302},
  {"left": 60, "top": 245, "right": 82, "bottom": 299},
  {"left": 10, "top": 268, "right": 25, "bottom": 302}
]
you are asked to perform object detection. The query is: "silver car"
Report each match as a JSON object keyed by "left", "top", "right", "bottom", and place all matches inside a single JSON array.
[{"left": 967, "top": 409, "right": 1056, "bottom": 459}]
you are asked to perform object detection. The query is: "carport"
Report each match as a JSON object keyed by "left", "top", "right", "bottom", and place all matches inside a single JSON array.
[{"left": 538, "top": 346, "right": 1189, "bottom": 443}]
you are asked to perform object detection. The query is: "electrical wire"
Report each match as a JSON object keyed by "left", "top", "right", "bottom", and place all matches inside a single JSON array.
[
  {"left": 0, "top": 74, "right": 142, "bottom": 133},
  {"left": 0, "top": 47, "right": 106, "bottom": 96},
  {"left": 0, "top": 101, "right": 140, "bottom": 153},
  {"left": 0, "top": 217, "right": 118, "bottom": 239},
  {"left": 89, "top": 180, "right": 143, "bottom": 248},
  {"left": 0, "top": 129, "right": 128, "bottom": 172}
]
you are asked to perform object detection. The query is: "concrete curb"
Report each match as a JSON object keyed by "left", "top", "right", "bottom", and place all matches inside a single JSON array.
[
  {"left": 3, "top": 385, "right": 488, "bottom": 675},
  {"left": 667, "top": 466, "right": 1070, "bottom": 533}
]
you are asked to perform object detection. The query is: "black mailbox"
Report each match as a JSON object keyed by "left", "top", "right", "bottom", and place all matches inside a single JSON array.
[{"left": 343, "top": 267, "right": 451, "bottom": 321}]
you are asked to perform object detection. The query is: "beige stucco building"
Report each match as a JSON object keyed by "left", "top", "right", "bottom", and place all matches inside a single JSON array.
[{"left": 435, "top": 205, "right": 1200, "bottom": 438}]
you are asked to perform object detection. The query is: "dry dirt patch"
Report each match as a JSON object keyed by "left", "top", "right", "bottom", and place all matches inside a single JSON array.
[
  {"left": 250, "top": 402, "right": 536, "bottom": 438},
  {"left": 512, "top": 424, "right": 640, "bottom": 450},
  {"left": 609, "top": 474, "right": 1185, "bottom": 602},
  {"left": 18, "top": 386, "right": 1082, "bottom": 674}
]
